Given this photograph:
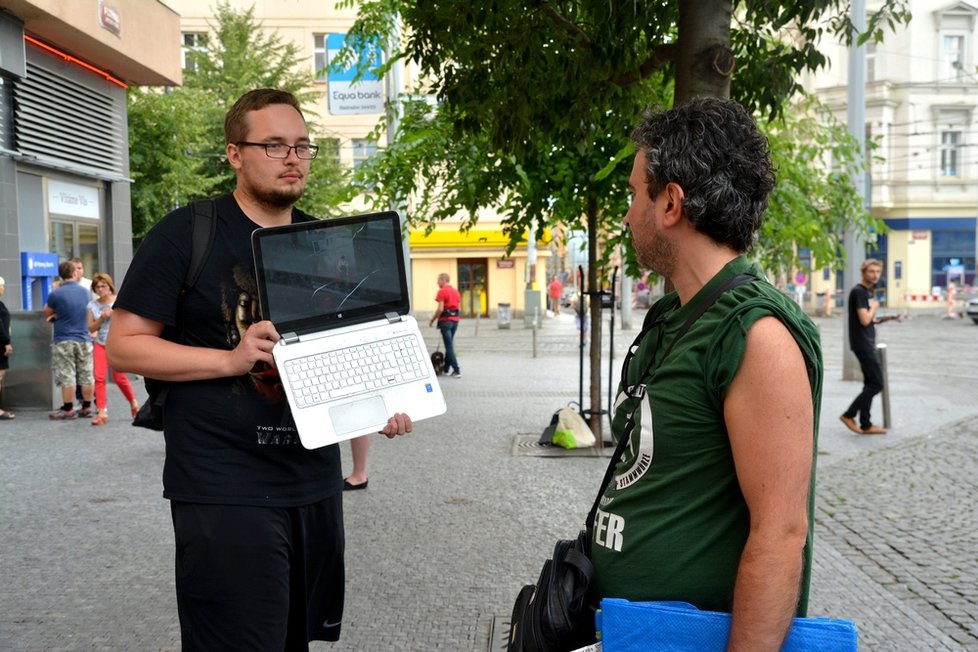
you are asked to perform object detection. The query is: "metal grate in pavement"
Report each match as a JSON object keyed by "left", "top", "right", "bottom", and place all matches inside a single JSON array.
[
  {"left": 511, "top": 434, "right": 613, "bottom": 457},
  {"left": 487, "top": 616, "right": 511, "bottom": 652}
]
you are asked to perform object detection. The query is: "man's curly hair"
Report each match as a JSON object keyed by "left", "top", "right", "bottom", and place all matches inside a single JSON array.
[{"left": 631, "top": 98, "right": 776, "bottom": 253}]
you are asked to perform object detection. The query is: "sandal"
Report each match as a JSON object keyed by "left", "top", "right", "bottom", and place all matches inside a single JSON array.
[
  {"left": 91, "top": 414, "right": 108, "bottom": 426},
  {"left": 0, "top": 411, "right": 15, "bottom": 420}
]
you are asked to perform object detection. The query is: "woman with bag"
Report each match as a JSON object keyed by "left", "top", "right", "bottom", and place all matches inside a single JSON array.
[{"left": 87, "top": 273, "right": 139, "bottom": 425}]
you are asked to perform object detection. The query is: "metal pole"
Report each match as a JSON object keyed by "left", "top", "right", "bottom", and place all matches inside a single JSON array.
[
  {"left": 531, "top": 316, "right": 537, "bottom": 359},
  {"left": 532, "top": 307, "right": 540, "bottom": 358},
  {"left": 607, "top": 266, "right": 618, "bottom": 440},
  {"left": 578, "top": 265, "right": 585, "bottom": 411},
  {"left": 877, "top": 342, "right": 890, "bottom": 428},
  {"left": 843, "top": 0, "right": 868, "bottom": 381}
]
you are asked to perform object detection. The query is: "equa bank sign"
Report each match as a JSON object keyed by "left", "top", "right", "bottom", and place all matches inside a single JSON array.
[{"left": 326, "top": 33, "right": 385, "bottom": 116}]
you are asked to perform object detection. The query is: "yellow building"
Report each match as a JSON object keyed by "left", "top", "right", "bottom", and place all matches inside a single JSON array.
[{"left": 409, "top": 224, "right": 551, "bottom": 318}]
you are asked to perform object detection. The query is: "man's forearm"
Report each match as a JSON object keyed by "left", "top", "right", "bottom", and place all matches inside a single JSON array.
[{"left": 726, "top": 533, "right": 804, "bottom": 652}]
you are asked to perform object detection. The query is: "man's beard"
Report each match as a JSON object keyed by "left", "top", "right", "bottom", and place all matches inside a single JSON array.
[
  {"left": 253, "top": 184, "right": 304, "bottom": 209},
  {"left": 637, "top": 223, "right": 676, "bottom": 279}
]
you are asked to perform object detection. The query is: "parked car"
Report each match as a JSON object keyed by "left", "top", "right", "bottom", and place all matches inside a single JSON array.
[{"left": 966, "top": 297, "right": 978, "bottom": 324}]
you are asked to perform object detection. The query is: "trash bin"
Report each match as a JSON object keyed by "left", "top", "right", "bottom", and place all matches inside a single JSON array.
[{"left": 497, "top": 302, "right": 511, "bottom": 329}]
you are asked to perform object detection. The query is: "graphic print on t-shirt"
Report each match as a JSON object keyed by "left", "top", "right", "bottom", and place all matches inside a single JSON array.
[{"left": 221, "top": 263, "right": 287, "bottom": 405}]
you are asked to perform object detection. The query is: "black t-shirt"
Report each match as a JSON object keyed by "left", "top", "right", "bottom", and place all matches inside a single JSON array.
[
  {"left": 115, "top": 194, "right": 341, "bottom": 506},
  {"left": 847, "top": 283, "right": 876, "bottom": 354}
]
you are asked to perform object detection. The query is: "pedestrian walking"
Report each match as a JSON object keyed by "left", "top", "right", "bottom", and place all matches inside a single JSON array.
[
  {"left": 428, "top": 272, "right": 461, "bottom": 378},
  {"left": 840, "top": 258, "right": 889, "bottom": 435}
]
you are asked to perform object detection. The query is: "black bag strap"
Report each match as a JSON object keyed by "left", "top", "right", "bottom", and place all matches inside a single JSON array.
[
  {"left": 173, "top": 199, "right": 217, "bottom": 342},
  {"left": 584, "top": 272, "right": 758, "bottom": 531}
]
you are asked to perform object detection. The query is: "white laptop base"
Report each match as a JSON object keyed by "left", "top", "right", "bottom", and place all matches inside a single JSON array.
[{"left": 275, "top": 315, "right": 446, "bottom": 449}]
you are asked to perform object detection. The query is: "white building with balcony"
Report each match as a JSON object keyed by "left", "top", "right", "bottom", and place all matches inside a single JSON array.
[{"left": 805, "top": 0, "right": 978, "bottom": 307}]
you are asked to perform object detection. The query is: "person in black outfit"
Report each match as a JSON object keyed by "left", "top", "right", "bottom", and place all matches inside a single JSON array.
[
  {"left": 0, "top": 276, "right": 13, "bottom": 420},
  {"left": 107, "top": 89, "right": 413, "bottom": 651},
  {"left": 840, "top": 258, "right": 888, "bottom": 435}
]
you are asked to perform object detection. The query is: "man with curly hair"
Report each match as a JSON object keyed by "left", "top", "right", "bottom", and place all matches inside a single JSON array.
[{"left": 592, "top": 98, "right": 823, "bottom": 651}]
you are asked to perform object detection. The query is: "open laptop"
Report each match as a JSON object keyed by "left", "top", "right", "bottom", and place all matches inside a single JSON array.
[{"left": 252, "top": 211, "right": 446, "bottom": 449}]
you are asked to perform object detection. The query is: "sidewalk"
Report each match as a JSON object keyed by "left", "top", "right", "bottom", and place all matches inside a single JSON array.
[{"left": 0, "top": 309, "right": 976, "bottom": 650}]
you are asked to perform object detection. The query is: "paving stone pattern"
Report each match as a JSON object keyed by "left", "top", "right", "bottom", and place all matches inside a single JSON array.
[{"left": 1, "top": 307, "right": 976, "bottom": 651}]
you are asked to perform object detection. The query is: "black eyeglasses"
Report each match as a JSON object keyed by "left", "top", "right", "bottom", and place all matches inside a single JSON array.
[{"left": 235, "top": 141, "right": 319, "bottom": 160}]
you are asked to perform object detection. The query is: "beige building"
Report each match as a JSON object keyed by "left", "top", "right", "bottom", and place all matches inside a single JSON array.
[
  {"left": 0, "top": 0, "right": 181, "bottom": 406},
  {"left": 162, "top": 0, "right": 550, "bottom": 317}
]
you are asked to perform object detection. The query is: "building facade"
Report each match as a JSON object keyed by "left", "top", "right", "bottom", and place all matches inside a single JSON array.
[
  {"left": 805, "top": 0, "right": 978, "bottom": 308},
  {"left": 0, "top": 0, "right": 180, "bottom": 406}
]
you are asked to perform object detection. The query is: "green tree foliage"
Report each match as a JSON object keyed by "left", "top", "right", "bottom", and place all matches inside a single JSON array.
[
  {"left": 343, "top": 1, "right": 908, "bottom": 433},
  {"left": 127, "top": 1, "right": 351, "bottom": 242},
  {"left": 345, "top": 0, "right": 908, "bottom": 271}
]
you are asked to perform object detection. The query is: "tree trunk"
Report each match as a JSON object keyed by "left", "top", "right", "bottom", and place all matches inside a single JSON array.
[
  {"left": 674, "top": 0, "right": 734, "bottom": 105},
  {"left": 587, "top": 195, "right": 603, "bottom": 442}
]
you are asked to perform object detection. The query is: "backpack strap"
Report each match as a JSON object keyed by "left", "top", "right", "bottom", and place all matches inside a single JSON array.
[
  {"left": 173, "top": 199, "right": 217, "bottom": 341},
  {"left": 183, "top": 199, "right": 217, "bottom": 297}
]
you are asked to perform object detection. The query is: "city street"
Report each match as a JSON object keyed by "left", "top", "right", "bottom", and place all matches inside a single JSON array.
[{"left": 1, "top": 304, "right": 976, "bottom": 650}]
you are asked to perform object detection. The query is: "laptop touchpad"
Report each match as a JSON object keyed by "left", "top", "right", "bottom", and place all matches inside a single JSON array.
[{"left": 330, "top": 396, "right": 388, "bottom": 435}]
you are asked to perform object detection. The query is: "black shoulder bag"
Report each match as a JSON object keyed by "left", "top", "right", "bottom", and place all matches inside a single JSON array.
[
  {"left": 132, "top": 200, "right": 217, "bottom": 430},
  {"left": 507, "top": 273, "right": 756, "bottom": 652}
]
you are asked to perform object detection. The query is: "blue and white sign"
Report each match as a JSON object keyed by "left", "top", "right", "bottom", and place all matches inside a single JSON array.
[
  {"left": 21, "top": 251, "right": 58, "bottom": 277},
  {"left": 327, "top": 33, "right": 385, "bottom": 116},
  {"left": 20, "top": 251, "right": 58, "bottom": 310}
]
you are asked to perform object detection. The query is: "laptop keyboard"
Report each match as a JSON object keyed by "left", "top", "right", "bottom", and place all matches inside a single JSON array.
[{"left": 285, "top": 334, "right": 428, "bottom": 408}]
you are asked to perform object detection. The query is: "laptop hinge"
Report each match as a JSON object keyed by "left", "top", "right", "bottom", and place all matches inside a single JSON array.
[
  {"left": 282, "top": 331, "right": 299, "bottom": 345},
  {"left": 385, "top": 312, "right": 402, "bottom": 324}
]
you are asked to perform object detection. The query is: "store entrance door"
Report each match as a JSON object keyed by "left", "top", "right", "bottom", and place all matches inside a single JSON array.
[{"left": 458, "top": 259, "right": 488, "bottom": 317}]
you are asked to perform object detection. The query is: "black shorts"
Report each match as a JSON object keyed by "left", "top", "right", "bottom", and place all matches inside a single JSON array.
[{"left": 170, "top": 495, "right": 345, "bottom": 651}]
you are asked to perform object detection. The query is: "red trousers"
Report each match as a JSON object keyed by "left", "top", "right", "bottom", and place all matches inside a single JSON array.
[{"left": 93, "top": 342, "right": 136, "bottom": 409}]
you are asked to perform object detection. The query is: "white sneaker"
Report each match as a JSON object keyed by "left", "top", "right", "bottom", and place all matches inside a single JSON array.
[{"left": 453, "top": 373, "right": 462, "bottom": 379}]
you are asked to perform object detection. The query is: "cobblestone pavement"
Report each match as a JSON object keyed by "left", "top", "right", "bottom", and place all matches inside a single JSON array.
[{"left": 0, "top": 306, "right": 976, "bottom": 651}]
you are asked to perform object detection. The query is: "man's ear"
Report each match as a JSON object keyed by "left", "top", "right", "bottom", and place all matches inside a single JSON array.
[
  {"left": 661, "top": 182, "right": 685, "bottom": 227},
  {"left": 226, "top": 143, "right": 241, "bottom": 170}
]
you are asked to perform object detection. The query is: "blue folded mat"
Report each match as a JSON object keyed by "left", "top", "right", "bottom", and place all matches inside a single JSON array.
[{"left": 598, "top": 598, "right": 857, "bottom": 651}]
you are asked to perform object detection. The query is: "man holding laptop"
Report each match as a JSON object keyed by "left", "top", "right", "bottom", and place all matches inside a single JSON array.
[{"left": 108, "top": 89, "right": 412, "bottom": 651}]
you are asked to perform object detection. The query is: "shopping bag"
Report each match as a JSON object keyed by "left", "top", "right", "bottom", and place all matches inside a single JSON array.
[{"left": 598, "top": 598, "right": 857, "bottom": 652}]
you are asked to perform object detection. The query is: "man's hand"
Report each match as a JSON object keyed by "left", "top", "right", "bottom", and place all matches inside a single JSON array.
[
  {"left": 226, "top": 320, "right": 280, "bottom": 376},
  {"left": 379, "top": 413, "right": 413, "bottom": 439}
]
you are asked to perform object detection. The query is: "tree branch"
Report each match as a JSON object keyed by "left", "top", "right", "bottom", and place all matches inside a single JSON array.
[
  {"left": 610, "top": 43, "right": 678, "bottom": 87},
  {"left": 537, "top": 0, "right": 593, "bottom": 49}
]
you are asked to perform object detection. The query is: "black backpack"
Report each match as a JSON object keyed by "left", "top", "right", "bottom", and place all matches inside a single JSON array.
[{"left": 131, "top": 200, "right": 216, "bottom": 430}]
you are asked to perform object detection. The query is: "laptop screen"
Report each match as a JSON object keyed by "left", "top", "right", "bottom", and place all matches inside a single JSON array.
[{"left": 252, "top": 211, "right": 409, "bottom": 333}]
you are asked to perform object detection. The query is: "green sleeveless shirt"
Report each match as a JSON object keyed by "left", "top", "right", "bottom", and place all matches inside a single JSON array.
[{"left": 590, "top": 256, "right": 823, "bottom": 615}]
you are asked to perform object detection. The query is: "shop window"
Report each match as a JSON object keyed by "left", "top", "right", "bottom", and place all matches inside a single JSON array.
[{"left": 931, "top": 229, "right": 976, "bottom": 286}]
